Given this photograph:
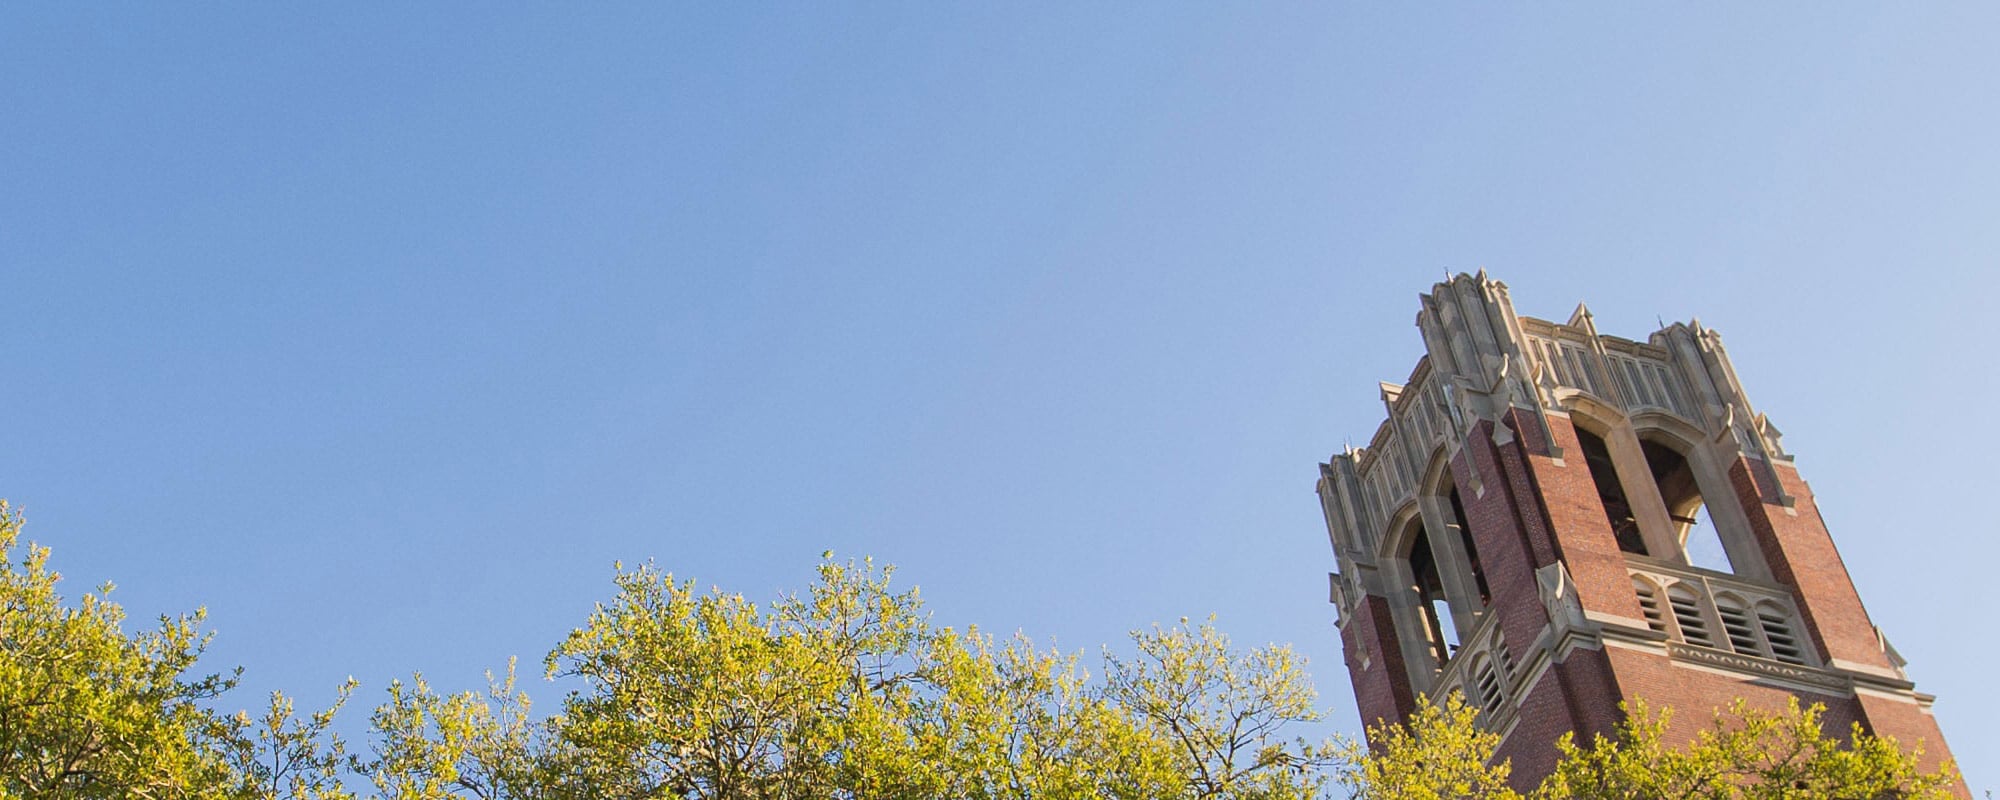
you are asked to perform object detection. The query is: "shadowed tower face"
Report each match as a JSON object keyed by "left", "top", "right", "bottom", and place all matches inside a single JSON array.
[{"left": 1315, "top": 273, "right": 1960, "bottom": 790}]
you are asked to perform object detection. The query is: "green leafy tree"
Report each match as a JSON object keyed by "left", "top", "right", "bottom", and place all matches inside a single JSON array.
[
  {"left": 909, "top": 628, "right": 1145, "bottom": 799},
  {"left": 0, "top": 501, "right": 352, "bottom": 800},
  {"left": 544, "top": 560, "right": 859, "bottom": 798},
  {"left": 218, "top": 684, "right": 359, "bottom": 800},
  {"left": 1104, "top": 618, "right": 1340, "bottom": 800},
  {"left": 362, "top": 662, "right": 558, "bottom": 800},
  {"left": 1340, "top": 688, "right": 1959, "bottom": 800},
  {"left": 366, "top": 555, "right": 1337, "bottom": 800},
  {"left": 16, "top": 498, "right": 1952, "bottom": 800},
  {"left": 1338, "top": 694, "right": 1519, "bottom": 800},
  {"left": 1537, "top": 698, "right": 1960, "bottom": 800},
  {"left": 0, "top": 500, "right": 241, "bottom": 798}
]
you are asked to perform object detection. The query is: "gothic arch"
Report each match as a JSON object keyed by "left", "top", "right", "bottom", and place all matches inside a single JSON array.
[
  {"left": 1627, "top": 409, "right": 1705, "bottom": 448},
  {"left": 1629, "top": 418, "right": 1771, "bottom": 580},
  {"left": 1417, "top": 449, "right": 1493, "bottom": 615},
  {"left": 1557, "top": 392, "right": 1627, "bottom": 435},
  {"left": 1555, "top": 395, "right": 1697, "bottom": 560},
  {"left": 1418, "top": 447, "right": 1455, "bottom": 502},
  {"left": 1377, "top": 499, "right": 1423, "bottom": 562}
]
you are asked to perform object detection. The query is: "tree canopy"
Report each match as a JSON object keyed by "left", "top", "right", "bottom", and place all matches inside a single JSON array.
[
  {"left": 0, "top": 501, "right": 353, "bottom": 800},
  {"left": 0, "top": 502, "right": 1962, "bottom": 798}
]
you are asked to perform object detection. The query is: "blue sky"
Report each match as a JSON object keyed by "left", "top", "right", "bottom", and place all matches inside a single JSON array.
[{"left": 5, "top": 3, "right": 1994, "bottom": 786}]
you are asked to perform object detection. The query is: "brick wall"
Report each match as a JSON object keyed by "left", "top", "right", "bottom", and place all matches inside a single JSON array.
[
  {"left": 1452, "top": 417, "right": 1552, "bottom": 681},
  {"left": 1854, "top": 691, "right": 1964, "bottom": 788},
  {"left": 1602, "top": 644, "right": 1864, "bottom": 737},
  {"left": 1344, "top": 593, "right": 1415, "bottom": 733},
  {"left": 1727, "top": 459, "right": 1892, "bottom": 672},
  {"left": 1519, "top": 413, "right": 1650, "bottom": 625},
  {"left": 1493, "top": 648, "right": 1628, "bottom": 792}
]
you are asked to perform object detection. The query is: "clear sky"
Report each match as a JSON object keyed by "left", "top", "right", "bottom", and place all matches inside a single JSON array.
[{"left": 4, "top": 3, "right": 1994, "bottom": 787}]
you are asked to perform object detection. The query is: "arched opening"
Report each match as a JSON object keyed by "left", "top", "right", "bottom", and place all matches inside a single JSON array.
[
  {"left": 1444, "top": 483, "right": 1492, "bottom": 608},
  {"left": 1575, "top": 427, "right": 1647, "bottom": 555},
  {"left": 1641, "top": 439, "right": 1735, "bottom": 573},
  {"left": 1406, "top": 524, "right": 1460, "bottom": 668}
]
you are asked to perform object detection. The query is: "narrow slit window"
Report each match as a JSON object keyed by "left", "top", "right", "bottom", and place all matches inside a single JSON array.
[{"left": 1622, "top": 359, "right": 1654, "bottom": 407}]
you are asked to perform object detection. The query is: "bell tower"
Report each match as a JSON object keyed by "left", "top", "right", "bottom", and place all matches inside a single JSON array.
[{"left": 1317, "top": 273, "right": 1959, "bottom": 787}]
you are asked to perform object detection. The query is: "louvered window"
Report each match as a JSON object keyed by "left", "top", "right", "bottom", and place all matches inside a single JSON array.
[
  {"left": 1717, "top": 595, "right": 1762, "bottom": 654},
  {"left": 1633, "top": 577, "right": 1668, "bottom": 634},
  {"left": 1630, "top": 563, "right": 1817, "bottom": 670},
  {"left": 1667, "top": 585, "right": 1713, "bottom": 647},
  {"left": 1471, "top": 656, "right": 1504, "bottom": 711},
  {"left": 1758, "top": 603, "right": 1808, "bottom": 665}
]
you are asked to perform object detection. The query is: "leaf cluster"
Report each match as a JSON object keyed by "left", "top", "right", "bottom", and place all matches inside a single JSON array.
[
  {"left": 380, "top": 556, "right": 1340, "bottom": 799},
  {"left": 1538, "top": 698, "right": 1958, "bottom": 800},
  {"left": 1341, "top": 693, "right": 1962, "bottom": 800},
  {"left": 0, "top": 501, "right": 353, "bottom": 800}
]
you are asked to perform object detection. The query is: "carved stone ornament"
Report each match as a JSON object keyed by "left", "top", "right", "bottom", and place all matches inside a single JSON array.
[
  {"left": 1664, "top": 643, "right": 1851, "bottom": 693},
  {"left": 1536, "top": 561, "right": 1588, "bottom": 635}
]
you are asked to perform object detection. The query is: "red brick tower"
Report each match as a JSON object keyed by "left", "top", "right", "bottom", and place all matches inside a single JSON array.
[{"left": 1317, "top": 273, "right": 1960, "bottom": 789}]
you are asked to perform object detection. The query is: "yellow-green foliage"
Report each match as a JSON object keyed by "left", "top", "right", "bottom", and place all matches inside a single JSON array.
[
  {"left": 1538, "top": 698, "right": 1958, "bottom": 800},
  {"left": 488, "top": 557, "right": 1338, "bottom": 799},
  {"left": 0, "top": 501, "right": 235, "bottom": 797},
  {"left": 1341, "top": 690, "right": 1960, "bottom": 800},
  {"left": 0, "top": 501, "right": 352, "bottom": 800},
  {"left": 0, "top": 506, "right": 1964, "bottom": 799},
  {"left": 1341, "top": 695, "right": 1520, "bottom": 800}
]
